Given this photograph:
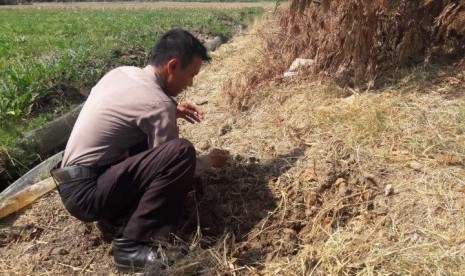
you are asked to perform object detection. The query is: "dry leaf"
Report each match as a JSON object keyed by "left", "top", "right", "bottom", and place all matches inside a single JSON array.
[
  {"left": 458, "top": 185, "right": 465, "bottom": 194},
  {"left": 322, "top": 217, "right": 332, "bottom": 226},
  {"left": 435, "top": 154, "right": 463, "bottom": 166},
  {"left": 303, "top": 168, "right": 317, "bottom": 182}
]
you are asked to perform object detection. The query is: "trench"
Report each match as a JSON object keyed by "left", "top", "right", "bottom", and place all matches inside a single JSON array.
[{"left": 0, "top": 104, "right": 83, "bottom": 192}]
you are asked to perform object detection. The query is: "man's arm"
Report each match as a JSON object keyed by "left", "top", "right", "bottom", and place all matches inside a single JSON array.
[
  {"left": 175, "top": 102, "right": 230, "bottom": 175},
  {"left": 138, "top": 101, "right": 179, "bottom": 148}
]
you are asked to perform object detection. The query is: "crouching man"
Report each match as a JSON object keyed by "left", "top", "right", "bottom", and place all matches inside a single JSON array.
[{"left": 51, "top": 29, "right": 229, "bottom": 272}]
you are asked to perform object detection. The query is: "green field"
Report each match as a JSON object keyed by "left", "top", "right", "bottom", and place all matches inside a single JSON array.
[
  {"left": 0, "top": 6, "right": 263, "bottom": 184},
  {"left": 0, "top": 8, "right": 261, "bottom": 120}
]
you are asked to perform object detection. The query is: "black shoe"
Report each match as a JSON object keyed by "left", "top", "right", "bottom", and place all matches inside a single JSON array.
[{"left": 112, "top": 237, "right": 161, "bottom": 272}]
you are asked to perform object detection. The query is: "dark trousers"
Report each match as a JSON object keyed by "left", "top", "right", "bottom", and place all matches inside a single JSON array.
[{"left": 58, "top": 138, "right": 196, "bottom": 242}]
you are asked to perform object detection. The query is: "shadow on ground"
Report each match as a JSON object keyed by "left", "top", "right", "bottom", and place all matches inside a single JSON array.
[{"left": 150, "top": 147, "right": 306, "bottom": 275}]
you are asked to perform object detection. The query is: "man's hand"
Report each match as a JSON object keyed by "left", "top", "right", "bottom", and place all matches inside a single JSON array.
[
  {"left": 176, "top": 102, "right": 204, "bottom": 123},
  {"left": 209, "top": 148, "right": 230, "bottom": 168}
]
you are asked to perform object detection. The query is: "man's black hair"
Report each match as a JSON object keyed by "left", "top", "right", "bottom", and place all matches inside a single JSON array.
[{"left": 149, "top": 28, "right": 211, "bottom": 69}]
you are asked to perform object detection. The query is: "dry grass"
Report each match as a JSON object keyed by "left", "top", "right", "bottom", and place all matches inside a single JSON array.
[
  {"left": 1, "top": 11, "right": 465, "bottom": 276},
  {"left": 175, "top": 15, "right": 465, "bottom": 275},
  {"left": 222, "top": 0, "right": 465, "bottom": 110}
]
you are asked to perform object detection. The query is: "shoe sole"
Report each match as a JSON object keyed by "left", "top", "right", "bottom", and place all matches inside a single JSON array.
[{"left": 114, "top": 262, "right": 144, "bottom": 273}]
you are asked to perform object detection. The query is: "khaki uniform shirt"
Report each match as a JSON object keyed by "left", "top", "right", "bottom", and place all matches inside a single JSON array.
[{"left": 62, "top": 65, "right": 210, "bottom": 173}]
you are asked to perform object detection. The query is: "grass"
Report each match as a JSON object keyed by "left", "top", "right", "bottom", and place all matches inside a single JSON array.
[
  {"left": 0, "top": 6, "right": 264, "bottom": 185},
  {"left": 0, "top": 8, "right": 261, "bottom": 121}
]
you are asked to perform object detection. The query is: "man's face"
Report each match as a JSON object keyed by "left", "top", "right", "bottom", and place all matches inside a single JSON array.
[{"left": 166, "top": 56, "right": 203, "bottom": 97}]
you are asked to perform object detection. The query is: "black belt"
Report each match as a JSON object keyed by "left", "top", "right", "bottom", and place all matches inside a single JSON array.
[{"left": 50, "top": 165, "right": 104, "bottom": 184}]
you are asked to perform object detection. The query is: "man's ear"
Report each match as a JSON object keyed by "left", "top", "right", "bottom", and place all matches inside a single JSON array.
[{"left": 167, "top": 58, "right": 179, "bottom": 74}]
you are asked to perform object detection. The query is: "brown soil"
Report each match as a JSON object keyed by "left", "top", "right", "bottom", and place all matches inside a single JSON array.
[{"left": 0, "top": 192, "right": 114, "bottom": 274}]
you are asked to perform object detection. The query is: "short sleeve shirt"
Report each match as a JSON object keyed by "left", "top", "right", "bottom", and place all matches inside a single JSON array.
[{"left": 62, "top": 65, "right": 178, "bottom": 167}]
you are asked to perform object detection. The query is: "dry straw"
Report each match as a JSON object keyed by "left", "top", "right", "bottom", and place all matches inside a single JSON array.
[
  {"left": 175, "top": 10, "right": 465, "bottom": 273},
  {"left": 223, "top": 0, "right": 465, "bottom": 111}
]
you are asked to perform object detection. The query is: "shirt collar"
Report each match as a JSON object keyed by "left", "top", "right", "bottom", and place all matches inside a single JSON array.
[{"left": 143, "top": 65, "right": 178, "bottom": 106}]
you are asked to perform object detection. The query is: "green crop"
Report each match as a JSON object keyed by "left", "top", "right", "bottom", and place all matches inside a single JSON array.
[{"left": 0, "top": 8, "right": 262, "bottom": 121}]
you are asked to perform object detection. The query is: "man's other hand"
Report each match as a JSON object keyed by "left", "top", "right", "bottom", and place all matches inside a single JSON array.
[
  {"left": 209, "top": 149, "right": 230, "bottom": 168},
  {"left": 176, "top": 102, "right": 204, "bottom": 123}
]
